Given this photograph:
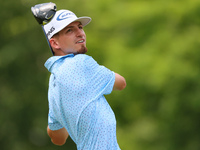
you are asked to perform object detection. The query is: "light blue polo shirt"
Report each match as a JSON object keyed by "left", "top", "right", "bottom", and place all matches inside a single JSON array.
[{"left": 44, "top": 54, "right": 120, "bottom": 150}]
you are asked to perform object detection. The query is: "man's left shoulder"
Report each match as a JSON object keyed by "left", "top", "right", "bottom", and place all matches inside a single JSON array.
[
  {"left": 75, "top": 54, "right": 91, "bottom": 59},
  {"left": 75, "top": 54, "right": 96, "bottom": 63},
  {"left": 74, "top": 54, "right": 99, "bottom": 69}
]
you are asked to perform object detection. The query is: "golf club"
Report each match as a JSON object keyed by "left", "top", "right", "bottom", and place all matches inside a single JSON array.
[{"left": 31, "top": 2, "right": 57, "bottom": 55}]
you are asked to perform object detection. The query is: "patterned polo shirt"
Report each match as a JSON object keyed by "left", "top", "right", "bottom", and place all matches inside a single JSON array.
[{"left": 44, "top": 54, "right": 120, "bottom": 150}]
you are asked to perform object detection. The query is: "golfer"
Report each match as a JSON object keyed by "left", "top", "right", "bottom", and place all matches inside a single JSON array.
[{"left": 44, "top": 9, "right": 126, "bottom": 150}]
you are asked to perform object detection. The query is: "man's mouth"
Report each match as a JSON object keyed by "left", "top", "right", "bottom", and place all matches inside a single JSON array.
[{"left": 76, "top": 39, "right": 85, "bottom": 44}]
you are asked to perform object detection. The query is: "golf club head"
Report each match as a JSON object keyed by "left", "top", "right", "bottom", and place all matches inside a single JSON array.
[{"left": 31, "top": 2, "right": 57, "bottom": 25}]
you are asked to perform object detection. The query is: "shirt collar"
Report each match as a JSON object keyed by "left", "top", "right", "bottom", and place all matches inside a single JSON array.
[{"left": 44, "top": 54, "right": 74, "bottom": 71}]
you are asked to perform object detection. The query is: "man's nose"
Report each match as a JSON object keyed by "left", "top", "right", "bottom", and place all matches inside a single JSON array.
[{"left": 76, "top": 28, "right": 85, "bottom": 37}]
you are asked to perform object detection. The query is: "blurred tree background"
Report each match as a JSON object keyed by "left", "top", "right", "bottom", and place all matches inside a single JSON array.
[{"left": 1, "top": 0, "right": 200, "bottom": 149}]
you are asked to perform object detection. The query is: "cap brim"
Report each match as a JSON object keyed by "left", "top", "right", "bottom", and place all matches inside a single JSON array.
[
  {"left": 73, "top": 17, "right": 91, "bottom": 27},
  {"left": 52, "top": 17, "right": 91, "bottom": 38}
]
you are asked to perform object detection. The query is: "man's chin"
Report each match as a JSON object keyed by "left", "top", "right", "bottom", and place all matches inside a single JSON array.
[{"left": 78, "top": 46, "right": 88, "bottom": 54}]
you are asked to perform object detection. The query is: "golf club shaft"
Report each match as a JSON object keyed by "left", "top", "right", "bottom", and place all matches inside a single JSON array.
[{"left": 41, "top": 25, "right": 54, "bottom": 55}]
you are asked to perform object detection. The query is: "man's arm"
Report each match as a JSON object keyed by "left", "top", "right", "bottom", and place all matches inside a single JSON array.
[
  {"left": 113, "top": 73, "right": 126, "bottom": 91},
  {"left": 47, "top": 126, "right": 69, "bottom": 146}
]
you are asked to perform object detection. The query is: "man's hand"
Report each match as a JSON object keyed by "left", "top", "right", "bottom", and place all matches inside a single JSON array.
[
  {"left": 113, "top": 73, "right": 126, "bottom": 91},
  {"left": 47, "top": 126, "right": 69, "bottom": 146}
]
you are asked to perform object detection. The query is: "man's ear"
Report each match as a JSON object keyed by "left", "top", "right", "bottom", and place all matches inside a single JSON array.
[{"left": 49, "top": 38, "right": 60, "bottom": 50}]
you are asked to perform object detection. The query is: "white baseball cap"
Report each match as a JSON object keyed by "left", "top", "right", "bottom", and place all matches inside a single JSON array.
[{"left": 44, "top": 9, "right": 91, "bottom": 40}]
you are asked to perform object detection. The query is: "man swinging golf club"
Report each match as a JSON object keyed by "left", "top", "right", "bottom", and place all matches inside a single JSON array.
[{"left": 32, "top": 3, "right": 126, "bottom": 150}]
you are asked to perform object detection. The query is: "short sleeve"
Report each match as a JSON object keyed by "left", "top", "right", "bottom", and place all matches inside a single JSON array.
[
  {"left": 96, "top": 66, "right": 115, "bottom": 95},
  {"left": 48, "top": 112, "right": 63, "bottom": 130},
  {"left": 83, "top": 55, "right": 115, "bottom": 96}
]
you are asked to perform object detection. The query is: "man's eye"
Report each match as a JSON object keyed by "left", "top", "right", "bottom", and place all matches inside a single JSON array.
[
  {"left": 66, "top": 29, "right": 72, "bottom": 33},
  {"left": 79, "top": 26, "right": 83, "bottom": 29}
]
